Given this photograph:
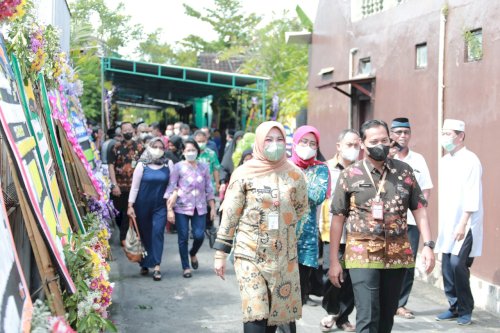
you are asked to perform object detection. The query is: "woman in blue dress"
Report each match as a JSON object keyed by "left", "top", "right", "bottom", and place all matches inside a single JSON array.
[
  {"left": 291, "top": 125, "right": 330, "bottom": 304},
  {"left": 128, "top": 137, "right": 172, "bottom": 281}
]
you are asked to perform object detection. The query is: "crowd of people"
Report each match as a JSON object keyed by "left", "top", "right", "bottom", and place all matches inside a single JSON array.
[
  {"left": 213, "top": 118, "right": 483, "bottom": 333},
  {"left": 90, "top": 116, "right": 483, "bottom": 333}
]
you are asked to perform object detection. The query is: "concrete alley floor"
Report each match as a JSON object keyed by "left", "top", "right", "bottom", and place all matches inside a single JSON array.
[{"left": 109, "top": 230, "right": 500, "bottom": 333}]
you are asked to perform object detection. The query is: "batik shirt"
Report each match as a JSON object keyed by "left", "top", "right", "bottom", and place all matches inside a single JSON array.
[
  {"left": 296, "top": 164, "right": 329, "bottom": 268},
  {"left": 109, "top": 140, "right": 143, "bottom": 192},
  {"left": 331, "top": 158, "right": 427, "bottom": 269},
  {"left": 197, "top": 147, "right": 221, "bottom": 190}
]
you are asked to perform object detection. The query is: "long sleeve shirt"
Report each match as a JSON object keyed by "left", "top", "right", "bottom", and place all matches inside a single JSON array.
[{"left": 436, "top": 147, "right": 483, "bottom": 257}]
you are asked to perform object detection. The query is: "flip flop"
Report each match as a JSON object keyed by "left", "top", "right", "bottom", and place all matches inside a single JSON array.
[
  {"left": 320, "top": 315, "right": 336, "bottom": 332},
  {"left": 153, "top": 270, "right": 161, "bottom": 281},
  {"left": 183, "top": 270, "right": 192, "bottom": 278},
  {"left": 396, "top": 307, "right": 415, "bottom": 319}
]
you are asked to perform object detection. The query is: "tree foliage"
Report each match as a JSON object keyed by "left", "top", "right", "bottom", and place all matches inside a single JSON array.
[
  {"left": 181, "top": 2, "right": 310, "bottom": 123},
  {"left": 136, "top": 29, "right": 175, "bottom": 64},
  {"left": 182, "top": 0, "right": 261, "bottom": 52},
  {"left": 245, "top": 14, "right": 309, "bottom": 121},
  {"left": 68, "top": 0, "right": 143, "bottom": 122}
]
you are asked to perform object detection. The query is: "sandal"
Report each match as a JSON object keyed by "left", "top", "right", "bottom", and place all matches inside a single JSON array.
[
  {"left": 183, "top": 270, "right": 192, "bottom": 278},
  {"left": 320, "top": 314, "right": 336, "bottom": 332},
  {"left": 190, "top": 256, "right": 199, "bottom": 270},
  {"left": 153, "top": 270, "right": 161, "bottom": 281},
  {"left": 338, "top": 322, "right": 356, "bottom": 332},
  {"left": 140, "top": 267, "right": 149, "bottom": 276},
  {"left": 396, "top": 307, "right": 415, "bottom": 319}
]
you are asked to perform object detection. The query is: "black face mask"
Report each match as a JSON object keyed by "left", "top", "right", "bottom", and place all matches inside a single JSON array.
[
  {"left": 366, "top": 144, "right": 390, "bottom": 161},
  {"left": 123, "top": 133, "right": 133, "bottom": 141}
]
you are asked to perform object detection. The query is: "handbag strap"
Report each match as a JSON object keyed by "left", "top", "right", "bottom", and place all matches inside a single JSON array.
[{"left": 129, "top": 215, "right": 142, "bottom": 241}]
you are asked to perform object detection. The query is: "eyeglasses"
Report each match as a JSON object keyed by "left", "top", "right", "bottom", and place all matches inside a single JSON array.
[
  {"left": 298, "top": 138, "right": 318, "bottom": 148},
  {"left": 392, "top": 130, "right": 411, "bottom": 136}
]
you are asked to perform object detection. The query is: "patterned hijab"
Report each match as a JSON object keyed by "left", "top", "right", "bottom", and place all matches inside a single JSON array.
[
  {"left": 228, "top": 121, "right": 296, "bottom": 184},
  {"left": 138, "top": 137, "right": 168, "bottom": 165}
]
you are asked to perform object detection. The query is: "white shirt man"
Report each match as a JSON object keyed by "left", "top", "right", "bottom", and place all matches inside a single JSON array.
[
  {"left": 390, "top": 117, "right": 433, "bottom": 320},
  {"left": 435, "top": 119, "right": 483, "bottom": 326}
]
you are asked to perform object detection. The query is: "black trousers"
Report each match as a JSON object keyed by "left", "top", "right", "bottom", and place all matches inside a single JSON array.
[
  {"left": 350, "top": 268, "right": 405, "bottom": 333},
  {"left": 244, "top": 320, "right": 296, "bottom": 333},
  {"left": 298, "top": 264, "right": 313, "bottom": 305},
  {"left": 322, "top": 243, "right": 354, "bottom": 327},
  {"left": 398, "top": 224, "right": 420, "bottom": 308},
  {"left": 112, "top": 191, "right": 130, "bottom": 242},
  {"left": 442, "top": 230, "right": 475, "bottom": 316}
]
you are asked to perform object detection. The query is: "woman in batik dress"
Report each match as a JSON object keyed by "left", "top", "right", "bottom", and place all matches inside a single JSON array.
[{"left": 213, "top": 121, "right": 309, "bottom": 333}]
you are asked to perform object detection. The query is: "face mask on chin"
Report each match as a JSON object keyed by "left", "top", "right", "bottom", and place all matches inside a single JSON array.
[
  {"left": 366, "top": 144, "right": 390, "bottom": 161},
  {"left": 264, "top": 142, "right": 286, "bottom": 161},
  {"left": 295, "top": 145, "right": 317, "bottom": 160},
  {"left": 341, "top": 147, "right": 360, "bottom": 162}
]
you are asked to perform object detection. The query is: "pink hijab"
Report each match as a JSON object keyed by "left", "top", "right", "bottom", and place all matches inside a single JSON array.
[
  {"left": 291, "top": 125, "right": 331, "bottom": 198},
  {"left": 228, "top": 121, "right": 296, "bottom": 183}
]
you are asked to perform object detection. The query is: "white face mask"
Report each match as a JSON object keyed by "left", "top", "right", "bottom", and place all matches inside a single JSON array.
[
  {"left": 295, "top": 145, "right": 317, "bottom": 160},
  {"left": 184, "top": 151, "right": 197, "bottom": 161},
  {"left": 341, "top": 147, "right": 360, "bottom": 162},
  {"left": 165, "top": 130, "right": 173, "bottom": 137},
  {"left": 174, "top": 128, "right": 180, "bottom": 135},
  {"left": 139, "top": 133, "right": 148, "bottom": 140},
  {"left": 148, "top": 147, "right": 164, "bottom": 159},
  {"left": 181, "top": 135, "right": 189, "bottom": 141}
]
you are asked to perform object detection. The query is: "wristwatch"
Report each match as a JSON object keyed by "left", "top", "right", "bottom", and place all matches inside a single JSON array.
[{"left": 423, "top": 240, "right": 435, "bottom": 249}]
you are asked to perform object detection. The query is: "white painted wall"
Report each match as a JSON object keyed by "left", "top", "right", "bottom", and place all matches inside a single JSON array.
[{"left": 37, "top": 0, "right": 71, "bottom": 53}]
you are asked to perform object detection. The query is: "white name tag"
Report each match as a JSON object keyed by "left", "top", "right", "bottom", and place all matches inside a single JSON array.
[
  {"left": 268, "top": 212, "right": 279, "bottom": 230},
  {"left": 372, "top": 200, "right": 384, "bottom": 220}
]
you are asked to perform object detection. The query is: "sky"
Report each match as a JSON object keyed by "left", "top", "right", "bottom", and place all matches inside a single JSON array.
[{"left": 105, "top": 0, "right": 319, "bottom": 56}]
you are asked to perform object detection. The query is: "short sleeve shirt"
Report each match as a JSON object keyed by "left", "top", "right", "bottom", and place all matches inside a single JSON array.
[
  {"left": 330, "top": 158, "right": 427, "bottom": 269},
  {"left": 198, "top": 147, "right": 221, "bottom": 189}
]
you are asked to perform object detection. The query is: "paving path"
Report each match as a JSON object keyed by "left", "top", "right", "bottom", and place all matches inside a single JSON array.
[{"left": 109, "top": 230, "right": 500, "bottom": 332}]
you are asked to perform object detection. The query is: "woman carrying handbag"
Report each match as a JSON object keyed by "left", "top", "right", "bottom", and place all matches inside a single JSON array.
[{"left": 128, "top": 138, "right": 172, "bottom": 281}]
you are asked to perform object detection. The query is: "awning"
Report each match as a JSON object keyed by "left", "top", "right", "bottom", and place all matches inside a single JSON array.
[
  {"left": 316, "top": 76, "right": 375, "bottom": 99},
  {"left": 101, "top": 57, "right": 269, "bottom": 109}
]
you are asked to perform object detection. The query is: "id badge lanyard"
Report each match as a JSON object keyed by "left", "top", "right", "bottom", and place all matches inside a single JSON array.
[{"left": 363, "top": 160, "right": 387, "bottom": 220}]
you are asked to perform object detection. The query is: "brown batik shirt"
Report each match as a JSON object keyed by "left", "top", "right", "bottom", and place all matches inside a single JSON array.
[
  {"left": 330, "top": 158, "right": 427, "bottom": 269},
  {"left": 109, "top": 140, "right": 143, "bottom": 192}
]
